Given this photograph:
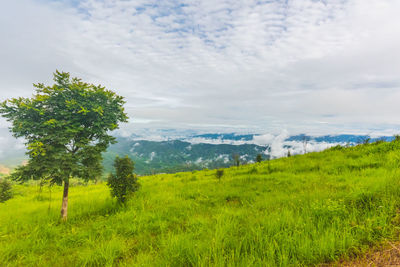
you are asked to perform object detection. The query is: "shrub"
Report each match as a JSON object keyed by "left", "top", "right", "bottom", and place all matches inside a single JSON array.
[
  {"left": 249, "top": 167, "right": 258, "bottom": 174},
  {"left": 232, "top": 153, "right": 240, "bottom": 167},
  {"left": 330, "top": 145, "right": 343, "bottom": 151},
  {"left": 363, "top": 137, "right": 371, "bottom": 144},
  {"left": 0, "top": 178, "right": 13, "bottom": 203},
  {"left": 215, "top": 169, "right": 224, "bottom": 180},
  {"left": 107, "top": 156, "right": 140, "bottom": 204}
]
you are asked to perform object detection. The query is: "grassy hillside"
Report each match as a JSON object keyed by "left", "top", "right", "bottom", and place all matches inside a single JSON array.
[{"left": 2, "top": 141, "right": 400, "bottom": 266}]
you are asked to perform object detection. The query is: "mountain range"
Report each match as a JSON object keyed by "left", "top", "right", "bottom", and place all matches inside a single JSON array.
[{"left": 0, "top": 128, "right": 395, "bottom": 176}]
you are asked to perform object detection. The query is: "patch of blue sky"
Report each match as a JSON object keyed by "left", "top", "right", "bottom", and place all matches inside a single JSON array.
[
  {"left": 38, "top": 0, "right": 80, "bottom": 7},
  {"left": 134, "top": 1, "right": 188, "bottom": 20},
  {"left": 256, "top": 0, "right": 278, "bottom": 5},
  {"left": 38, "top": 0, "right": 90, "bottom": 18},
  {"left": 135, "top": 6, "right": 146, "bottom": 14}
]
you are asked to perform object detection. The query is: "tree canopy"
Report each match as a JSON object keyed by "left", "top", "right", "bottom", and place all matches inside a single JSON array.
[{"left": 0, "top": 71, "right": 128, "bottom": 219}]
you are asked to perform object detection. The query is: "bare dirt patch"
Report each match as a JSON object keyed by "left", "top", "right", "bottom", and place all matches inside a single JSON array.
[
  {"left": 321, "top": 242, "right": 400, "bottom": 267},
  {"left": 0, "top": 165, "right": 10, "bottom": 175}
]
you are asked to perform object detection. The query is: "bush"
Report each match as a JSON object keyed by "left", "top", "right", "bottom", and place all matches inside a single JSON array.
[
  {"left": 330, "top": 145, "right": 343, "bottom": 151},
  {"left": 0, "top": 178, "right": 13, "bottom": 203},
  {"left": 215, "top": 169, "right": 224, "bottom": 180},
  {"left": 249, "top": 167, "right": 258, "bottom": 174},
  {"left": 107, "top": 156, "right": 140, "bottom": 204},
  {"left": 232, "top": 153, "right": 240, "bottom": 167},
  {"left": 256, "top": 154, "right": 263, "bottom": 163}
]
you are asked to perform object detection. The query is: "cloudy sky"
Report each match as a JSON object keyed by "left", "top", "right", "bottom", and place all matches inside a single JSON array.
[{"left": 1, "top": 0, "right": 400, "bottom": 135}]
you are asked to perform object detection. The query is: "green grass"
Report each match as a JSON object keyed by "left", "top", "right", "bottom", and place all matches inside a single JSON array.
[{"left": 2, "top": 141, "right": 400, "bottom": 266}]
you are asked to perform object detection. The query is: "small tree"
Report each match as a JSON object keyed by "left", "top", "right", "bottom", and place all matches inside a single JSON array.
[
  {"left": 0, "top": 71, "right": 128, "bottom": 220},
  {"left": 0, "top": 178, "right": 13, "bottom": 203},
  {"left": 215, "top": 169, "right": 224, "bottom": 181},
  {"left": 233, "top": 153, "right": 240, "bottom": 167},
  {"left": 107, "top": 156, "right": 140, "bottom": 204},
  {"left": 256, "top": 154, "right": 263, "bottom": 163}
]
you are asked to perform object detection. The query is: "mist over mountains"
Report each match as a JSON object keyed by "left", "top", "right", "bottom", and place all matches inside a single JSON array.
[
  {"left": 93, "top": 131, "right": 395, "bottom": 175},
  {"left": 0, "top": 127, "right": 394, "bottom": 175}
]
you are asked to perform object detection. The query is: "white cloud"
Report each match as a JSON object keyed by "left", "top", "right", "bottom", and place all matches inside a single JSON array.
[
  {"left": 216, "top": 154, "right": 230, "bottom": 164},
  {"left": 253, "top": 130, "right": 344, "bottom": 158},
  {"left": 281, "top": 141, "right": 342, "bottom": 158},
  {"left": 0, "top": 0, "right": 400, "bottom": 134},
  {"left": 0, "top": 128, "right": 26, "bottom": 161},
  {"left": 186, "top": 137, "right": 249, "bottom": 145},
  {"left": 252, "top": 134, "right": 276, "bottom": 146},
  {"left": 268, "top": 130, "right": 290, "bottom": 158},
  {"left": 149, "top": 151, "right": 156, "bottom": 161},
  {"left": 195, "top": 157, "right": 203, "bottom": 164}
]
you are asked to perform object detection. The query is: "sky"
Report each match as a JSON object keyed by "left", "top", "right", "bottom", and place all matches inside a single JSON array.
[{"left": 1, "top": 0, "right": 400, "bottom": 136}]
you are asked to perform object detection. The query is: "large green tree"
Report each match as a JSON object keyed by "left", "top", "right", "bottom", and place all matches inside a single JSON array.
[{"left": 0, "top": 71, "right": 128, "bottom": 220}]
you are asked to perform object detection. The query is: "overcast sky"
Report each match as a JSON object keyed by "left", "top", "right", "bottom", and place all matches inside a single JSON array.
[{"left": 1, "top": 0, "right": 400, "bottom": 136}]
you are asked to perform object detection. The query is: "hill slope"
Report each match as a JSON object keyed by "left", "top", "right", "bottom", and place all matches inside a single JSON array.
[{"left": 1, "top": 141, "right": 400, "bottom": 266}]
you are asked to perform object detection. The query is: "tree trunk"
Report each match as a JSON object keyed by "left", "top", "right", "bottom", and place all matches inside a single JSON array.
[{"left": 61, "top": 179, "right": 69, "bottom": 221}]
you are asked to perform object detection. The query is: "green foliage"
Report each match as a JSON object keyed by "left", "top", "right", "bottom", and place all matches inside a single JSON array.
[
  {"left": 107, "top": 156, "right": 140, "bottom": 203},
  {"left": 215, "top": 169, "right": 224, "bottom": 180},
  {"left": 248, "top": 167, "right": 258, "bottom": 174},
  {"left": 232, "top": 153, "right": 240, "bottom": 167},
  {"left": 256, "top": 153, "right": 263, "bottom": 163},
  {"left": 0, "top": 178, "right": 13, "bottom": 203},
  {"left": 0, "top": 71, "right": 128, "bottom": 185},
  {"left": 363, "top": 137, "right": 371, "bottom": 144},
  {"left": 3, "top": 141, "right": 400, "bottom": 265}
]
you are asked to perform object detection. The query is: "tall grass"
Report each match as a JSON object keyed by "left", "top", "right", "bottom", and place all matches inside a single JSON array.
[{"left": 1, "top": 141, "right": 400, "bottom": 266}]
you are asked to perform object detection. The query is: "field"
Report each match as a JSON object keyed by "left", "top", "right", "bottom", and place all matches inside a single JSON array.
[{"left": 2, "top": 141, "right": 400, "bottom": 266}]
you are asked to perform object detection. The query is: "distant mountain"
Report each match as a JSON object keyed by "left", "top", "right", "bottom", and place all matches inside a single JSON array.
[
  {"left": 0, "top": 130, "right": 394, "bottom": 176},
  {"left": 286, "top": 134, "right": 393, "bottom": 143},
  {"left": 186, "top": 133, "right": 395, "bottom": 144},
  {"left": 103, "top": 137, "right": 270, "bottom": 175},
  {"left": 104, "top": 133, "right": 396, "bottom": 175}
]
